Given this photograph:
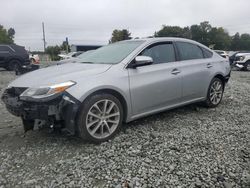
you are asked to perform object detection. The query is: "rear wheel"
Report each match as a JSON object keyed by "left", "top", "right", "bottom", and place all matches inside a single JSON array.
[
  {"left": 76, "top": 93, "right": 123, "bottom": 143},
  {"left": 205, "top": 78, "right": 224, "bottom": 108}
]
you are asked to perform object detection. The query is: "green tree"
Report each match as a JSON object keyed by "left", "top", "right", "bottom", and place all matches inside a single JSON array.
[
  {"left": 239, "top": 33, "right": 250, "bottom": 50},
  {"left": 155, "top": 21, "right": 233, "bottom": 50},
  {"left": 190, "top": 21, "right": 212, "bottom": 46},
  {"left": 209, "top": 27, "right": 231, "bottom": 50},
  {"left": 231, "top": 32, "right": 241, "bottom": 50},
  {"left": 154, "top": 25, "right": 191, "bottom": 38},
  {"left": 0, "top": 25, "right": 15, "bottom": 44},
  {"left": 109, "top": 29, "right": 132, "bottom": 43},
  {"left": 45, "top": 45, "right": 61, "bottom": 61}
]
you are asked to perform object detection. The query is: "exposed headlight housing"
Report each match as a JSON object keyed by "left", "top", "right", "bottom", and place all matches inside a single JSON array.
[
  {"left": 20, "top": 81, "right": 76, "bottom": 100},
  {"left": 239, "top": 56, "right": 245, "bottom": 61}
]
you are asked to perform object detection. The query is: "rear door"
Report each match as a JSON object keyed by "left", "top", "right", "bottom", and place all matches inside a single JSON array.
[
  {"left": 175, "top": 41, "right": 213, "bottom": 101},
  {"left": 128, "top": 42, "right": 182, "bottom": 116},
  {"left": 0, "top": 45, "right": 10, "bottom": 66}
]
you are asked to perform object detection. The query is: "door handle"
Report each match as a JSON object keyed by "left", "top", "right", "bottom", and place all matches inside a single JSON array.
[
  {"left": 207, "top": 63, "right": 213, "bottom": 68},
  {"left": 171, "top": 68, "right": 181, "bottom": 75}
]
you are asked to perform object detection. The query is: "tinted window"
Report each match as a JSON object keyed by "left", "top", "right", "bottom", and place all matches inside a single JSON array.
[
  {"left": 0, "top": 46, "right": 10, "bottom": 52},
  {"left": 202, "top": 48, "right": 213, "bottom": 58},
  {"left": 176, "top": 42, "right": 204, "bottom": 60},
  {"left": 141, "top": 43, "right": 176, "bottom": 64}
]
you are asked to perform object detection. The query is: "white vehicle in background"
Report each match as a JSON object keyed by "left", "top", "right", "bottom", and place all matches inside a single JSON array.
[
  {"left": 58, "top": 51, "right": 83, "bottom": 60},
  {"left": 29, "top": 54, "right": 40, "bottom": 64},
  {"left": 55, "top": 50, "right": 94, "bottom": 65},
  {"left": 214, "top": 50, "right": 229, "bottom": 60},
  {"left": 234, "top": 53, "right": 250, "bottom": 71}
]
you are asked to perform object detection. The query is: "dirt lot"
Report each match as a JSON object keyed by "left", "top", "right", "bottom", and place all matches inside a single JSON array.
[{"left": 0, "top": 69, "right": 249, "bottom": 188}]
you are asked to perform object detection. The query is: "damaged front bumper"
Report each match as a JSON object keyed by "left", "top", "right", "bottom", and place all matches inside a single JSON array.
[{"left": 1, "top": 87, "right": 80, "bottom": 134}]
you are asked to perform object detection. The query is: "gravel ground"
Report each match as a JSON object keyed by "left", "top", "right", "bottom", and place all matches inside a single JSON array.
[{"left": 0, "top": 69, "right": 249, "bottom": 188}]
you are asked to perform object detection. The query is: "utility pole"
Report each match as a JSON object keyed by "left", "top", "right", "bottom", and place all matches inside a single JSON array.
[
  {"left": 42, "top": 22, "right": 46, "bottom": 52},
  {"left": 66, "top": 37, "right": 69, "bottom": 53}
]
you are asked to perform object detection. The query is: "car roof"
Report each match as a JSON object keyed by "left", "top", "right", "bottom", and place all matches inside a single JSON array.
[{"left": 122, "top": 37, "right": 211, "bottom": 50}]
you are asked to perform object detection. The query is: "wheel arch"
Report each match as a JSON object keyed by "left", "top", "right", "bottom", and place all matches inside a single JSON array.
[
  {"left": 213, "top": 74, "right": 226, "bottom": 88},
  {"left": 80, "top": 88, "right": 129, "bottom": 122}
]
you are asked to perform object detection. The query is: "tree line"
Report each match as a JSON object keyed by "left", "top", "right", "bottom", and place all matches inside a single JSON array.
[
  {"left": 110, "top": 21, "right": 250, "bottom": 51},
  {"left": 0, "top": 25, "right": 15, "bottom": 44}
]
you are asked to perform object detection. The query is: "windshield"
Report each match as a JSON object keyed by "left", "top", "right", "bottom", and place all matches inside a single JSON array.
[
  {"left": 79, "top": 40, "right": 144, "bottom": 64},
  {"left": 77, "top": 50, "right": 95, "bottom": 59}
]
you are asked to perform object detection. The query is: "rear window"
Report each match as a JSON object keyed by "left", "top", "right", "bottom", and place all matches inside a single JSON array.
[
  {"left": 202, "top": 48, "right": 213, "bottom": 58},
  {"left": 176, "top": 42, "right": 204, "bottom": 61}
]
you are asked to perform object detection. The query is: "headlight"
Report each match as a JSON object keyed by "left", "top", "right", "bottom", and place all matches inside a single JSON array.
[
  {"left": 239, "top": 56, "right": 245, "bottom": 61},
  {"left": 20, "top": 81, "right": 76, "bottom": 99}
]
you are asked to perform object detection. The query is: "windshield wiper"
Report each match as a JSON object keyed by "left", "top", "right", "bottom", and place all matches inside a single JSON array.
[{"left": 80, "top": 62, "right": 95, "bottom": 64}]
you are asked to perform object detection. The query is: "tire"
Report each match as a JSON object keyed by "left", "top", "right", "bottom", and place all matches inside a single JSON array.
[
  {"left": 243, "top": 61, "right": 250, "bottom": 71},
  {"left": 76, "top": 93, "right": 123, "bottom": 143},
  {"left": 7, "top": 60, "right": 20, "bottom": 71},
  {"left": 22, "top": 118, "right": 34, "bottom": 132},
  {"left": 204, "top": 77, "right": 224, "bottom": 108}
]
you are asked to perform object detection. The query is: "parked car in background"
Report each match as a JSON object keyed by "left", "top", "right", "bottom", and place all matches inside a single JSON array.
[
  {"left": 1, "top": 38, "right": 231, "bottom": 143},
  {"left": 29, "top": 54, "right": 40, "bottom": 64},
  {"left": 58, "top": 51, "right": 83, "bottom": 60},
  {"left": 214, "top": 50, "right": 229, "bottom": 60},
  {"left": 0, "top": 44, "right": 30, "bottom": 71},
  {"left": 234, "top": 52, "right": 250, "bottom": 71},
  {"left": 228, "top": 51, "right": 239, "bottom": 67}
]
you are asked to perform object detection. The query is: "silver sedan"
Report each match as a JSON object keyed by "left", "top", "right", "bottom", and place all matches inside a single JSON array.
[{"left": 2, "top": 38, "right": 231, "bottom": 142}]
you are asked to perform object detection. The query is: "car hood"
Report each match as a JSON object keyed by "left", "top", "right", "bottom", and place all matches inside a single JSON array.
[
  {"left": 50, "top": 57, "right": 78, "bottom": 66},
  {"left": 9, "top": 63, "right": 112, "bottom": 88}
]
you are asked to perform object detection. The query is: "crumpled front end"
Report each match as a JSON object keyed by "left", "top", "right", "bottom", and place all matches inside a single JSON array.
[{"left": 1, "top": 87, "right": 80, "bottom": 134}]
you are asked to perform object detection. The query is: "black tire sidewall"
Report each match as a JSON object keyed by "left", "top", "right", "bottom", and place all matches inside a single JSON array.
[
  {"left": 8, "top": 60, "right": 20, "bottom": 71},
  {"left": 205, "top": 78, "right": 224, "bottom": 108},
  {"left": 245, "top": 61, "right": 250, "bottom": 71},
  {"left": 76, "top": 93, "right": 123, "bottom": 143}
]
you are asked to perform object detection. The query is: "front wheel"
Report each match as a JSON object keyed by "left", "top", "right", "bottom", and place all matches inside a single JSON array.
[
  {"left": 204, "top": 78, "right": 224, "bottom": 108},
  {"left": 76, "top": 93, "right": 123, "bottom": 143},
  {"left": 244, "top": 61, "right": 250, "bottom": 71}
]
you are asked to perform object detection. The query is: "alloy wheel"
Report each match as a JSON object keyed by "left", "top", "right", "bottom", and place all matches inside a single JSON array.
[
  {"left": 246, "top": 63, "right": 250, "bottom": 71},
  {"left": 209, "top": 80, "right": 223, "bottom": 105},
  {"left": 86, "top": 99, "right": 120, "bottom": 139}
]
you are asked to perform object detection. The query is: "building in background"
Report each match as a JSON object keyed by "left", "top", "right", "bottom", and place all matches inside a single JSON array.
[{"left": 70, "top": 44, "right": 102, "bottom": 52}]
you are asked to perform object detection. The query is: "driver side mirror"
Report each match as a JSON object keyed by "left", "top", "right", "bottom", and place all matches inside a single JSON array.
[{"left": 128, "top": 56, "right": 153, "bottom": 68}]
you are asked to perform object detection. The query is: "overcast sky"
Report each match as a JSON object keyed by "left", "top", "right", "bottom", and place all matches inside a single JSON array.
[{"left": 1, "top": 0, "right": 250, "bottom": 51}]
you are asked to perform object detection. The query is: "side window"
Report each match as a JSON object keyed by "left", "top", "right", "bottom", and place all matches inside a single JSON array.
[
  {"left": 141, "top": 43, "right": 176, "bottom": 64},
  {"left": 201, "top": 47, "right": 213, "bottom": 58},
  {"left": 176, "top": 42, "right": 204, "bottom": 61},
  {"left": 0, "top": 46, "right": 10, "bottom": 53}
]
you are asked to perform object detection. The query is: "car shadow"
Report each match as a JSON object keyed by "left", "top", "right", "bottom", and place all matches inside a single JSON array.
[
  {"left": 124, "top": 103, "right": 204, "bottom": 129},
  {"left": 1, "top": 102, "right": 205, "bottom": 148}
]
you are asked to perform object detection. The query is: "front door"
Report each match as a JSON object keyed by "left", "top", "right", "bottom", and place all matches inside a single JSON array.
[{"left": 128, "top": 42, "right": 182, "bottom": 116}]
